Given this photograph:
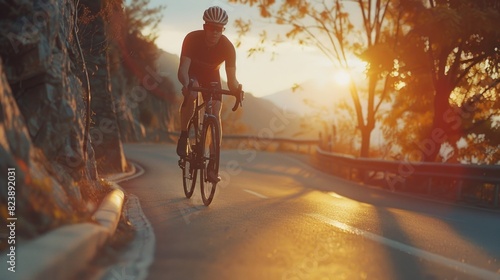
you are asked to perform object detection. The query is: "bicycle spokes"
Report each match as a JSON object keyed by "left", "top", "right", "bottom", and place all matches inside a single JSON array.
[
  {"left": 182, "top": 119, "right": 197, "bottom": 198},
  {"left": 200, "top": 117, "right": 220, "bottom": 206}
]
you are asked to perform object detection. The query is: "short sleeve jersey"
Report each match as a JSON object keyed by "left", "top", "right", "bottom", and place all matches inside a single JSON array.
[{"left": 180, "top": 30, "right": 236, "bottom": 86}]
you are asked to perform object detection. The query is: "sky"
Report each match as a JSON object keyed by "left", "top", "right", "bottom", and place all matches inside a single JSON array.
[{"left": 148, "top": 0, "right": 346, "bottom": 98}]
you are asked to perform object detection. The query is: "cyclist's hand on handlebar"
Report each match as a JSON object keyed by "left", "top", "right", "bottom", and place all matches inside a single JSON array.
[
  {"left": 182, "top": 86, "right": 197, "bottom": 99},
  {"left": 183, "top": 79, "right": 197, "bottom": 98},
  {"left": 231, "top": 84, "right": 244, "bottom": 112}
]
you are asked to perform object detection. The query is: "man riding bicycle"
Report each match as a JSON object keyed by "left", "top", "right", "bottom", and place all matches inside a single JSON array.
[{"left": 176, "top": 6, "right": 240, "bottom": 181}]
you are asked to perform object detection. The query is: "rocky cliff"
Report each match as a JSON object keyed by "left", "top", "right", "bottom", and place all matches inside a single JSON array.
[{"left": 0, "top": 0, "right": 173, "bottom": 242}]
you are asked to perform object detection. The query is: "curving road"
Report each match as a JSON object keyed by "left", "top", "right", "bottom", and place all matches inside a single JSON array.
[{"left": 117, "top": 143, "right": 500, "bottom": 280}]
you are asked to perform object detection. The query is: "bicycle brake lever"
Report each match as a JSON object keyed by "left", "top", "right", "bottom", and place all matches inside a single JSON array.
[
  {"left": 231, "top": 96, "right": 240, "bottom": 111},
  {"left": 231, "top": 85, "right": 244, "bottom": 111},
  {"left": 239, "top": 91, "right": 244, "bottom": 107}
]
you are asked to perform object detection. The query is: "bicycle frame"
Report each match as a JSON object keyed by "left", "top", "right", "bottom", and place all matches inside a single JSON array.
[
  {"left": 191, "top": 92, "right": 218, "bottom": 166},
  {"left": 179, "top": 82, "right": 244, "bottom": 205},
  {"left": 186, "top": 82, "right": 243, "bottom": 168}
]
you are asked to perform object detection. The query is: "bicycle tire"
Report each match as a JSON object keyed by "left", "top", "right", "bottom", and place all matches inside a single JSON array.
[
  {"left": 200, "top": 116, "right": 220, "bottom": 206},
  {"left": 182, "top": 119, "right": 198, "bottom": 198}
]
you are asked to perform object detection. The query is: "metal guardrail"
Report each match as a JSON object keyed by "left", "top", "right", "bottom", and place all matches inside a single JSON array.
[
  {"left": 312, "top": 148, "right": 500, "bottom": 209},
  {"left": 169, "top": 131, "right": 500, "bottom": 208},
  {"left": 167, "top": 132, "right": 318, "bottom": 146},
  {"left": 222, "top": 134, "right": 319, "bottom": 153}
]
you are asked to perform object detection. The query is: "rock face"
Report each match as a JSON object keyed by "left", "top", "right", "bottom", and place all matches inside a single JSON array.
[
  {"left": 0, "top": 0, "right": 179, "bottom": 240},
  {"left": 0, "top": 0, "right": 128, "bottom": 238},
  {"left": 80, "top": 0, "right": 128, "bottom": 174}
]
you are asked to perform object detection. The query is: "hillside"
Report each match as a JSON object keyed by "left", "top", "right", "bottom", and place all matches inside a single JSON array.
[
  {"left": 156, "top": 50, "right": 182, "bottom": 93},
  {"left": 232, "top": 92, "right": 319, "bottom": 139}
]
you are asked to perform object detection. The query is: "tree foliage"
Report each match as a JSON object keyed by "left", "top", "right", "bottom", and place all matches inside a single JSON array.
[
  {"left": 104, "top": 0, "right": 165, "bottom": 83},
  {"left": 230, "top": 0, "right": 402, "bottom": 158},
  {"left": 230, "top": 0, "right": 499, "bottom": 163},
  {"left": 386, "top": 0, "right": 500, "bottom": 163}
]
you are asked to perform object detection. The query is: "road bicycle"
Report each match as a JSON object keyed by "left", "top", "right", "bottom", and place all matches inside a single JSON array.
[{"left": 178, "top": 81, "right": 244, "bottom": 206}]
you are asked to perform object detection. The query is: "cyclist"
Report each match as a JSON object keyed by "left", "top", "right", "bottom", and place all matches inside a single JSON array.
[{"left": 176, "top": 6, "right": 240, "bottom": 181}]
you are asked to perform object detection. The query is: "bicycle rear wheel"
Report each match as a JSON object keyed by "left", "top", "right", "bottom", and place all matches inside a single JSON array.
[
  {"left": 200, "top": 117, "right": 220, "bottom": 206},
  {"left": 182, "top": 119, "right": 198, "bottom": 198}
]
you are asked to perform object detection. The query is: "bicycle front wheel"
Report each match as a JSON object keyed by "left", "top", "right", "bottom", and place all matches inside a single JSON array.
[
  {"left": 182, "top": 119, "right": 198, "bottom": 198},
  {"left": 200, "top": 116, "right": 220, "bottom": 206}
]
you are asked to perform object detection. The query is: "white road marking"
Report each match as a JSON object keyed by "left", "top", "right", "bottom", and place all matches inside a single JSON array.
[
  {"left": 308, "top": 213, "right": 500, "bottom": 280},
  {"left": 328, "top": 192, "right": 346, "bottom": 199},
  {"left": 243, "top": 189, "right": 269, "bottom": 199}
]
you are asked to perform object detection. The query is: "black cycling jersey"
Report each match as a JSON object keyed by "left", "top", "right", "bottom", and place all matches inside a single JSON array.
[{"left": 181, "top": 30, "right": 236, "bottom": 88}]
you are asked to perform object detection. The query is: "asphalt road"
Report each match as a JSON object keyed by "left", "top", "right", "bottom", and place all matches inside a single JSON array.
[{"left": 118, "top": 143, "right": 500, "bottom": 280}]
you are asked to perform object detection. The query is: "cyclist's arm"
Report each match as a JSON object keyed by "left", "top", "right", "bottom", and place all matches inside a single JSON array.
[
  {"left": 178, "top": 56, "right": 191, "bottom": 89},
  {"left": 225, "top": 66, "right": 239, "bottom": 92},
  {"left": 224, "top": 40, "right": 239, "bottom": 92}
]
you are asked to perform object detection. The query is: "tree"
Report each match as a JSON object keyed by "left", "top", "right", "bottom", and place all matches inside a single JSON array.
[
  {"left": 106, "top": 0, "right": 164, "bottom": 84},
  {"left": 229, "top": 0, "right": 403, "bottom": 158},
  {"left": 393, "top": 0, "right": 500, "bottom": 162}
]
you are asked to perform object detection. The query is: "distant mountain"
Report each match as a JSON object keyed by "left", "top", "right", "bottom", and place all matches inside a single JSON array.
[
  {"left": 261, "top": 79, "right": 349, "bottom": 115},
  {"left": 233, "top": 92, "right": 318, "bottom": 139}
]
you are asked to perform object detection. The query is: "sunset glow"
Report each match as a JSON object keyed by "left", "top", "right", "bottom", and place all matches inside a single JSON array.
[{"left": 333, "top": 70, "right": 351, "bottom": 87}]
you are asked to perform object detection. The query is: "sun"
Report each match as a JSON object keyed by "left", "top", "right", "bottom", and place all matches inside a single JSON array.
[{"left": 333, "top": 70, "right": 351, "bottom": 86}]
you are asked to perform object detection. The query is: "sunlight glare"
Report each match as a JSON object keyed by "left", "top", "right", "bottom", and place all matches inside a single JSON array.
[{"left": 333, "top": 70, "right": 351, "bottom": 87}]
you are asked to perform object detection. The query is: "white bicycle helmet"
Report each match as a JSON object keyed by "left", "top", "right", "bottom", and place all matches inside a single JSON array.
[{"left": 203, "top": 6, "right": 228, "bottom": 25}]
